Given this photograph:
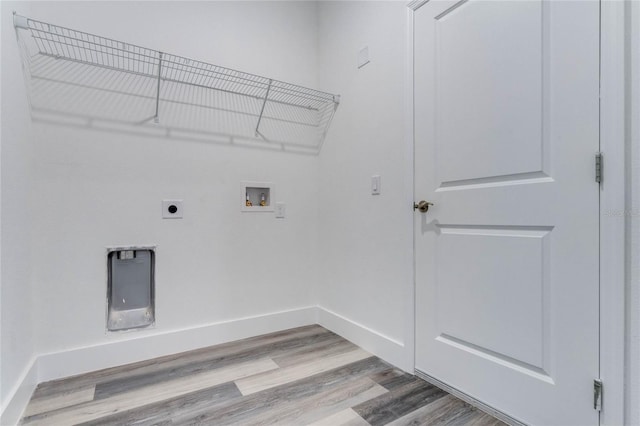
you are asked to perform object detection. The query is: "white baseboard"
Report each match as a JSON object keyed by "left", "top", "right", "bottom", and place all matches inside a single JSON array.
[
  {"left": 1, "top": 305, "right": 411, "bottom": 425},
  {"left": 0, "top": 357, "right": 38, "bottom": 426},
  {"left": 316, "top": 306, "right": 410, "bottom": 371},
  {"left": 38, "top": 306, "right": 317, "bottom": 383},
  {"left": 36, "top": 305, "right": 410, "bottom": 384}
]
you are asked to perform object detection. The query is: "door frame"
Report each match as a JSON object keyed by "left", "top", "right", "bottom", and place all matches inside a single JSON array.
[
  {"left": 598, "top": 1, "right": 626, "bottom": 425},
  {"left": 404, "top": 1, "right": 627, "bottom": 424}
]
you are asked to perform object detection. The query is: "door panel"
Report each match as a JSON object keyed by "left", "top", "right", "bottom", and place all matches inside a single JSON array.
[
  {"left": 414, "top": 1, "right": 600, "bottom": 425},
  {"left": 436, "top": 226, "right": 550, "bottom": 371},
  {"left": 435, "top": 0, "right": 544, "bottom": 184}
]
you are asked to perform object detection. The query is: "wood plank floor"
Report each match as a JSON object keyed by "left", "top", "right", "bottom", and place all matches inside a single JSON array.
[{"left": 21, "top": 325, "right": 506, "bottom": 426}]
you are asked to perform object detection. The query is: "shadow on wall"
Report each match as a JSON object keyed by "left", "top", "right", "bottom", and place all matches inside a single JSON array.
[{"left": 14, "top": 14, "right": 340, "bottom": 156}]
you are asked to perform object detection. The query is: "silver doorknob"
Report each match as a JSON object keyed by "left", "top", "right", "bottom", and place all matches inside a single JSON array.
[{"left": 413, "top": 200, "right": 434, "bottom": 213}]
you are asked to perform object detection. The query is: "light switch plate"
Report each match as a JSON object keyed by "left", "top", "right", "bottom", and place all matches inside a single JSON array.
[
  {"left": 275, "top": 202, "right": 286, "bottom": 218},
  {"left": 371, "top": 175, "right": 381, "bottom": 195},
  {"left": 162, "top": 200, "right": 183, "bottom": 219}
]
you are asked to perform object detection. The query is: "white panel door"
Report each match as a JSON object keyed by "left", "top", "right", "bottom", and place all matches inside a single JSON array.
[{"left": 413, "top": 1, "right": 600, "bottom": 425}]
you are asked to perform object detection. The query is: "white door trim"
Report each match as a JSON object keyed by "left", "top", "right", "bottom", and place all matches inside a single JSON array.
[
  {"left": 405, "top": 1, "right": 628, "bottom": 424},
  {"left": 404, "top": 3, "right": 417, "bottom": 374},
  {"left": 599, "top": 1, "right": 627, "bottom": 425}
]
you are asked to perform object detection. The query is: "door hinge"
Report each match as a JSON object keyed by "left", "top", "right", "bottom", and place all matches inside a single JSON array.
[
  {"left": 595, "top": 152, "right": 603, "bottom": 184},
  {"left": 594, "top": 379, "right": 603, "bottom": 411}
]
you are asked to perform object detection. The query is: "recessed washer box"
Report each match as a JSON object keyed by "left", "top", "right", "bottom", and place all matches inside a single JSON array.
[
  {"left": 241, "top": 181, "right": 274, "bottom": 212},
  {"left": 106, "top": 246, "right": 155, "bottom": 332}
]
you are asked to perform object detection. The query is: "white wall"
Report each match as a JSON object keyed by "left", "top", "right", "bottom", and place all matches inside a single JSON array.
[
  {"left": 1, "top": 2, "right": 417, "bottom": 414},
  {"left": 0, "top": 0, "right": 37, "bottom": 417},
  {"left": 20, "top": 1, "right": 321, "bottom": 358},
  {"left": 316, "top": 1, "right": 413, "bottom": 369}
]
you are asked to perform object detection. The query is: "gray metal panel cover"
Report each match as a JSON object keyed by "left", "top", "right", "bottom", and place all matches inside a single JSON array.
[{"left": 108, "top": 249, "right": 154, "bottom": 331}]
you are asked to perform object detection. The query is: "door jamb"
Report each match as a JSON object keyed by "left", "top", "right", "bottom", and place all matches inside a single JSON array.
[
  {"left": 599, "top": 1, "right": 626, "bottom": 425},
  {"left": 404, "top": 1, "right": 417, "bottom": 373}
]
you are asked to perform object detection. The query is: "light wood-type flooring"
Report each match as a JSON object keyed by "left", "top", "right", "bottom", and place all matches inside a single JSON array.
[{"left": 20, "top": 325, "right": 506, "bottom": 425}]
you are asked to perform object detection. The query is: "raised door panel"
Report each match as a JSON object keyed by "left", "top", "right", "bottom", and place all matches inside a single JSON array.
[
  {"left": 436, "top": 226, "right": 551, "bottom": 376},
  {"left": 434, "top": 0, "right": 545, "bottom": 186}
]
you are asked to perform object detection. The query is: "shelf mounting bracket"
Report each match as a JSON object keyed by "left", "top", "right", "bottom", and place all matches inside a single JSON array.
[
  {"left": 154, "top": 52, "right": 163, "bottom": 124},
  {"left": 255, "top": 79, "right": 273, "bottom": 139}
]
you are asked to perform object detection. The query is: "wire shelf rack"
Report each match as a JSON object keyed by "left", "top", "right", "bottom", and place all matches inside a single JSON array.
[{"left": 13, "top": 13, "right": 340, "bottom": 153}]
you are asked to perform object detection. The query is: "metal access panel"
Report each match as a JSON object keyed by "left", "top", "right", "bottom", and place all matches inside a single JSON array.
[{"left": 107, "top": 248, "right": 155, "bottom": 331}]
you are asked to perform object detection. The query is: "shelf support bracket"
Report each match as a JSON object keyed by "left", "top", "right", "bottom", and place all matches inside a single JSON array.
[
  {"left": 255, "top": 79, "right": 273, "bottom": 139},
  {"left": 154, "top": 52, "right": 163, "bottom": 124},
  {"left": 13, "top": 12, "right": 29, "bottom": 30}
]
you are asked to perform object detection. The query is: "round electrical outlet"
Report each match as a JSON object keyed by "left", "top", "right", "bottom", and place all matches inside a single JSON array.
[{"left": 162, "top": 200, "right": 183, "bottom": 219}]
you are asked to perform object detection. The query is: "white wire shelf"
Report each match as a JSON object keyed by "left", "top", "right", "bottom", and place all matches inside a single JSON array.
[{"left": 13, "top": 13, "right": 340, "bottom": 153}]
